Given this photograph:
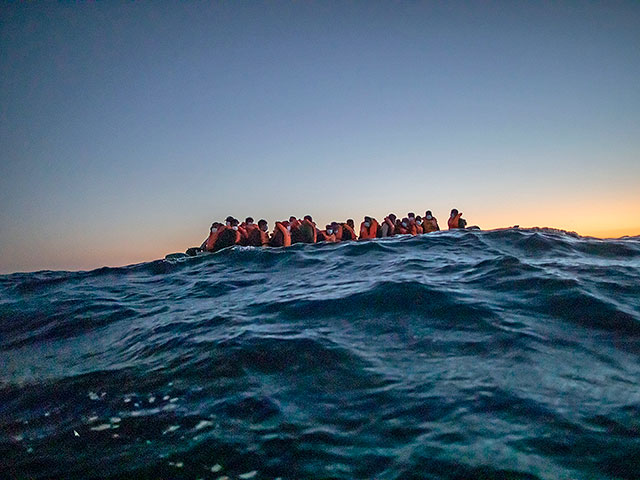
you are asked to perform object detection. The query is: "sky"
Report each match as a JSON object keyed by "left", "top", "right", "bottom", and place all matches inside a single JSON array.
[{"left": 1, "top": 1, "right": 639, "bottom": 274}]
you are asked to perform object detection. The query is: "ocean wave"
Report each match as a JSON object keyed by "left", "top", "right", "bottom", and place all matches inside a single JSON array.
[{"left": 1, "top": 229, "right": 640, "bottom": 479}]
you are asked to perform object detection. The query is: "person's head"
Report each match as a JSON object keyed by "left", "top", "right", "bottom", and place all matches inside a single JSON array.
[
  {"left": 231, "top": 218, "right": 240, "bottom": 230},
  {"left": 281, "top": 220, "right": 291, "bottom": 231},
  {"left": 210, "top": 222, "right": 221, "bottom": 232},
  {"left": 408, "top": 212, "right": 415, "bottom": 219},
  {"left": 450, "top": 209, "right": 459, "bottom": 217},
  {"left": 401, "top": 217, "right": 409, "bottom": 228},
  {"left": 389, "top": 213, "right": 397, "bottom": 223},
  {"left": 325, "top": 224, "right": 332, "bottom": 234},
  {"left": 225, "top": 215, "right": 234, "bottom": 226},
  {"left": 425, "top": 210, "right": 433, "bottom": 219},
  {"left": 304, "top": 215, "right": 313, "bottom": 222},
  {"left": 258, "top": 219, "right": 268, "bottom": 231},
  {"left": 331, "top": 222, "right": 339, "bottom": 230},
  {"left": 416, "top": 215, "right": 422, "bottom": 225},
  {"left": 364, "top": 216, "right": 372, "bottom": 227},
  {"left": 395, "top": 218, "right": 402, "bottom": 226},
  {"left": 289, "top": 216, "right": 297, "bottom": 223},
  {"left": 346, "top": 219, "right": 355, "bottom": 228},
  {"left": 245, "top": 217, "right": 254, "bottom": 225}
]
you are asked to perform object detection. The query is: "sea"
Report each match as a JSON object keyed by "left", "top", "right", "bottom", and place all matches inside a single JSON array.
[{"left": 1, "top": 228, "right": 639, "bottom": 480}]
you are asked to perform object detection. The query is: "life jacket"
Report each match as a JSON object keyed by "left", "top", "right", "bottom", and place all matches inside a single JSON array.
[
  {"left": 238, "top": 225, "right": 251, "bottom": 246},
  {"left": 415, "top": 224, "right": 424, "bottom": 234},
  {"left": 423, "top": 217, "right": 439, "bottom": 233},
  {"left": 408, "top": 222, "right": 418, "bottom": 235},
  {"left": 342, "top": 224, "right": 357, "bottom": 241},
  {"left": 204, "top": 228, "right": 222, "bottom": 251},
  {"left": 381, "top": 218, "right": 395, "bottom": 237},
  {"left": 359, "top": 219, "right": 379, "bottom": 240},
  {"left": 448, "top": 213, "right": 462, "bottom": 229},
  {"left": 289, "top": 219, "right": 306, "bottom": 244},
  {"left": 270, "top": 222, "right": 292, "bottom": 247},
  {"left": 317, "top": 230, "right": 336, "bottom": 243},
  {"left": 247, "top": 227, "right": 269, "bottom": 246},
  {"left": 332, "top": 225, "right": 343, "bottom": 242},
  {"left": 299, "top": 219, "right": 317, "bottom": 243},
  {"left": 214, "top": 227, "right": 241, "bottom": 251},
  {"left": 395, "top": 224, "right": 409, "bottom": 235}
]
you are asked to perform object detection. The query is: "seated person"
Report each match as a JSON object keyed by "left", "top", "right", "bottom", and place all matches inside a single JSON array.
[
  {"left": 423, "top": 210, "right": 440, "bottom": 232},
  {"left": 447, "top": 209, "right": 467, "bottom": 229},
  {"left": 415, "top": 216, "right": 424, "bottom": 234},
  {"left": 201, "top": 222, "right": 223, "bottom": 251},
  {"left": 359, "top": 216, "right": 379, "bottom": 239},
  {"left": 330, "top": 222, "right": 342, "bottom": 242},
  {"left": 299, "top": 215, "right": 317, "bottom": 243},
  {"left": 395, "top": 218, "right": 410, "bottom": 235},
  {"left": 342, "top": 219, "right": 358, "bottom": 241},
  {"left": 214, "top": 218, "right": 242, "bottom": 251},
  {"left": 270, "top": 220, "right": 292, "bottom": 247},
  {"left": 317, "top": 224, "right": 337, "bottom": 242},
  {"left": 246, "top": 219, "right": 270, "bottom": 246},
  {"left": 380, "top": 214, "right": 396, "bottom": 237}
]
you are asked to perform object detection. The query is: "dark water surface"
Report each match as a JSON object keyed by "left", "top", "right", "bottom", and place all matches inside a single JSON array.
[{"left": 1, "top": 229, "right": 640, "bottom": 479}]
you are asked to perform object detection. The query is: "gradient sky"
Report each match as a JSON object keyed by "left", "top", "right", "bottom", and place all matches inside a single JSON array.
[{"left": 1, "top": 1, "right": 639, "bottom": 273}]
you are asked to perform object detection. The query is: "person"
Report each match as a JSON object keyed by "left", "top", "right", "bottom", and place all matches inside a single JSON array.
[
  {"left": 359, "top": 216, "right": 379, "bottom": 239},
  {"left": 201, "top": 222, "right": 223, "bottom": 251},
  {"left": 342, "top": 220, "right": 357, "bottom": 241},
  {"left": 415, "top": 215, "right": 424, "bottom": 234},
  {"left": 395, "top": 218, "right": 410, "bottom": 235},
  {"left": 299, "top": 215, "right": 317, "bottom": 243},
  {"left": 448, "top": 209, "right": 467, "bottom": 229},
  {"left": 270, "top": 220, "right": 292, "bottom": 247},
  {"left": 330, "top": 222, "right": 343, "bottom": 242},
  {"left": 246, "top": 219, "right": 270, "bottom": 246},
  {"left": 288, "top": 216, "right": 306, "bottom": 244},
  {"left": 423, "top": 210, "right": 439, "bottom": 233},
  {"left": 317, "top": 224, "right": 337, "bottom": 242},
  {"left": 239, "top": 217, "right": 256, "bottom": 246},
  {"left": 213, "top": 217, "right": 242, "bottom": 250},
  {"left": 406, "top": 213, "right": 418, "bottom": 235},
  {"left": 380, "top": 214, "right": 396, "bottom": 237}
]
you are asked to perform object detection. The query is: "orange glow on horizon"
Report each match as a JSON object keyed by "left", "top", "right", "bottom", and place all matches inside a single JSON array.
[{"left": 1, "top": 205, "right": 638, "bottom": 275}]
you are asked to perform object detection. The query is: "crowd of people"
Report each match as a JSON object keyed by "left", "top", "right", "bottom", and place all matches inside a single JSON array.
[{"left": 191, "top": 209, "right": 469, "bottom": 254}]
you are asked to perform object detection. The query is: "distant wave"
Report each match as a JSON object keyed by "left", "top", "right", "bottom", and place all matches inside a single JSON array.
[{"left": 1, "top": 229, "right": 640, "bottom": 479}]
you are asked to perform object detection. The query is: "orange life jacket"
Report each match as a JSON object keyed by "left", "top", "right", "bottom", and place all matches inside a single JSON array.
[
  {"left": 270, "top": 222, "right": 292, "bottom": 247},
  {"left": 382, "top": 218, "right": 395, "bottom": 236},
  {"left": 415, "top": 224, "right": 423, "bottom": 234},
  {"left": 448, "top": 213, "right": 462, "bottom": 229},
  {"left": 395, "top": 224, "right": 409, "bottom": 235},
  {"left": 423, "top": 218, "right": 439, "bottom": 233},
  {"left": 204, "top": 228, "right": 222, "bottom": 251},
  {"left": 300, "top": 218, "right": 317, "bottom": 243},
  {"left": 213, "top": 226, "right": 241, "bottom": 251},
  {"left": 342, "top": 224, "right": 357, "bottom": 241},
  {"left": 408, "top": 223, "right": 418, "bottom": 235},
  {"left": 238, "top": 225, "right": 251, "bottom": 245},
  {"left": 247, "top": 227, "right": 269, "bottom": 246},
  {"left": 359, "top": 219, "right": 379, "bottom": 239},
  {"left": 332, "top": 225, "right": 343, "bottom": 242},
  {"left": 317, "top": 230, "right": 336, "bottom": 243}
]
